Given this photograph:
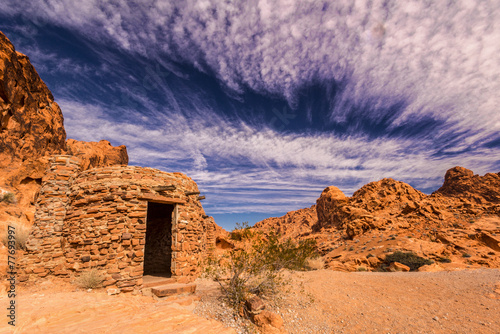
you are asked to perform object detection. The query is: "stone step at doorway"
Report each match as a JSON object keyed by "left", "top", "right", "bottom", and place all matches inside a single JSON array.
[
  {"left": 151, "top": 283, "right": 197, "bottom": 298},
  {"left": 142, "top": 275, "right": 197, "bottom": 298}
]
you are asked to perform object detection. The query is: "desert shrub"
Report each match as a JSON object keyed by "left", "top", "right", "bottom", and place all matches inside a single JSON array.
[
  {"left": 75, "top": 269, "right": 104, "bottom": 289},
  {"left": 230, "top": 222, "right": 255, "bottom": 241},
  {"left": 1, "top": 223, "right": 30, "bottom": 250},
  {"left": 383, "top": 251, "right": 433, "bottom": 271},
  {"left": 305, "top": 257, "right": 325, "bottom": 270},
  {"left": 357, "top": 266, "right": 367, "bottom": 272},
  {"left": 462, "top": 253, "right": 472, "bottom": 258},
  {"left": 437, "top": 257, "right": 452, "bottom": 263},
  {"left": 204, "top": 233, "right": 317, "bottom": 308},
  {"left": 0, "top": 192, "right": 16, "bottom": 204}
]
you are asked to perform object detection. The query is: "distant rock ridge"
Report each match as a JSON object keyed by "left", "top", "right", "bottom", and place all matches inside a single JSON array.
[
  {"left": 0, "top": 31, "right": 128, "bottom": 228},
  {"left": 434, "top": 166, "right": 500, "bottom": 204},
  {"left": 254, "top": 167, "right": 500, "bottom": 271},
  {"left": 254, "top": 205, "right": 316, "bottom": 239}
]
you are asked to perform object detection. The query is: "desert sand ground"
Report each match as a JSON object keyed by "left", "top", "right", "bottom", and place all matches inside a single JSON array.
[{"left": 1, "top": 269, "right": 499, "bottom": 334}]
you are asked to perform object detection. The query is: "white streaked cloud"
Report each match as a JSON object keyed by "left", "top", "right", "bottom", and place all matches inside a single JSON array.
[
  {"left": 60, "top": 99, "right": 500, "bottom": 214},
  {"left": 1, "top": 0, "right": 499, "bottom": 140}
]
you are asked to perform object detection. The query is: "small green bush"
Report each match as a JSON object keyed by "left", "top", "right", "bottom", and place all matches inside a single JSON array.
[
  {"left": 462, "top": 253, "right": 472, "bottom": 258},
  {"left": 204, "top": 233, "right": 317, "bottom": 309},
  {"left": 75, "top": 269, "right": 104, "bottom": 289},
  {"left": 437, "top": 257, "right": 452, "bottom": 263},
  {"left": 1, "top": 192, "right": 16, "bottom": 204},
  {"left": 1, "top": 223, "right": 30, "bottom": 250},
  {"left": 357, "top": 266, "right": 367, "bottom": 272},
  {"left": 383, "top": 251, "right": 433, "bottom": 271},
  {"left": 230, "top": 222, "right": 255, "bottom": 241}
]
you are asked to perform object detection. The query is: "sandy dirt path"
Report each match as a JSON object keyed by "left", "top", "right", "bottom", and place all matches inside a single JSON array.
[
  {"left": 0, "top": 280, "right": 236, "bottom": 334},
  {"left": 194, "top": 269, "right": 500, "bottom": 333},
  {"left": 272, "top": 269, "right": 500, "bottom": 333},
  {"left": 1, "top": 269, "right": 498, "bottom": 333}
]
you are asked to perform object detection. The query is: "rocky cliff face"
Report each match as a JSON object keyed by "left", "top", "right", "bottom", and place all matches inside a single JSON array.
[
  {"left": 0, "top": 32, "right": 66, "bottom": 166},
  {"left": 253, "top": 167, "right": 500, "bottom": 272},
  {"left": 0, "top": 31, "right": 128, "bottom": 229}
]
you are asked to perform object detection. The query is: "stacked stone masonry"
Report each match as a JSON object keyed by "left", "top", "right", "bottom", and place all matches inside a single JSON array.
[{"left": 19, "top": 155, "right": 217, "bottom": 293}]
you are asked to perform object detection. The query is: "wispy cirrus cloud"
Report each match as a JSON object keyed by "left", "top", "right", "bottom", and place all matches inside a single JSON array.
[
  {"left": 60, "top": 98, "right": 500, "bottom": 215},
  {"left": 2, "top": 0, "right": 499, "bottom": 138}
]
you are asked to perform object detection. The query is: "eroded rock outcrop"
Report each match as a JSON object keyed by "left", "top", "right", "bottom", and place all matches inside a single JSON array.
[
  {"left": 254, "top": 205, "right": 316, "bottom": 240},
  {"left": 253, "top": 167, "right": 500, "bottom": 271},
  {"left": 315, "top": 178, "right": 428, "bottom": 238},
  {"left": 66, "top": 139, "right": 128, "bottom": 170},
  {"left": 0, "top": 32, "right": 66, "bottom": 166},
  {"left": 0, "top": 31, "right": 128, "bottom": 229},
  {"left": 435, "top": 166, "right": 500, "bottom": 204}
]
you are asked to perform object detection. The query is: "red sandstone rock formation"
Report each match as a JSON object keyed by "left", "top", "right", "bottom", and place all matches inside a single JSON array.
[
  {"left": 66, "top": 139, "right": 128, "bottom": 170},
  {"left": 254, "top": 205, "right": 316, "bottom": 239},
  {"left": 0, "top": 31, "right": 66, "bottom": 229},
  {"left": 253, "top": 167, "right": 500, "bottom": 272},
  {"left": 0, "top": 31, "right": 129, "bottom": 229},
  {"left": 0, "top": 32, "right": 66, "bottom": 166},
  {"left": 434, "top": 166, "right": 500, "bottom": 204}
]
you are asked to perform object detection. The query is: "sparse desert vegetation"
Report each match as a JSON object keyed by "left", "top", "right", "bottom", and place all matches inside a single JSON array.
[
  {"left": 204, "top": 232, "right": 317, "bottom": 309},
  {"left": 1, "top": 222, "right": 30, "bottom": 250},
  {"left": 74, "top": 269, "right": 105, "bottom": 289},
  {"left": 0, "top": 191, "right": 16, "bottom": 204}
]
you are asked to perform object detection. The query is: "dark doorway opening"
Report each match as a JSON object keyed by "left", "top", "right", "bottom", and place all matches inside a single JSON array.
[{"left": 143, "top": 202, "right": 174, "bottom": 277}]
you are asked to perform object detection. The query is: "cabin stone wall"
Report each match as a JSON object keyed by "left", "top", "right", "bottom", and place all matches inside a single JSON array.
[{"left": 19, "top": 155, "right": 217, "bottom": 293}]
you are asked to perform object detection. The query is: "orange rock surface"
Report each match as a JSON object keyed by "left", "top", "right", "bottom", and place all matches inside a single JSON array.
[
  {"left": 0, "top": 32, "right": 128, "bottom": 229},
  {"left": 66, "top": 138, "right": 128, "bottom": 170},
  {"left": 254, "top": 167, "right": 500, "bottom": 271}
]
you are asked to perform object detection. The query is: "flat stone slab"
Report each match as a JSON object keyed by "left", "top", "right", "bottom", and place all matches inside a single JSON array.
[
  {"left": 151, "top": 283, "right": 197, "bottom": 298},
  {"left": 142, "top": 275, "right": 177, "bottom": 288}
]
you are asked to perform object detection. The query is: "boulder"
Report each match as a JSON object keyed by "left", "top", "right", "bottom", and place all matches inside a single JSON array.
[
  {"left": 245, "top": 295, "right": 266, "bottom": 315},
  {"left": 388, "top": 262, "right": 410, "bottom": 272},
  {"left": 252, "top": 310, "right": 286, "bottom": 334}
]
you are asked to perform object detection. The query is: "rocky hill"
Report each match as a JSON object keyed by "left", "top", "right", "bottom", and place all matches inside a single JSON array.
[
  {"left": 0, "top": 31, "right": 128, "bottom": 228},
  {"left": 254, "top": 167, "right": 500, "bottom": 271}
]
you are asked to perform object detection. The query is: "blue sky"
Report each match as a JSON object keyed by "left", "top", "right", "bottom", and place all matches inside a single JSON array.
[{"left": 1, "top": 1, "right": 499, "bottom": 230}]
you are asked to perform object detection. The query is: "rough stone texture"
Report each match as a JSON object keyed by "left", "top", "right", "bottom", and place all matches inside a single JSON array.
[
  {"left": 315, "top": 178, "right": 426, "bottom": 238},
  {"left": 316, "top": 186, "right": 349, "bottom": 229},
  {"left": 18, "top": 156, "right": 217, "bottom": 292},
  {"left": 0, "top": 31, "right": 66, "bottom": 231},
  {"left": 254, "top": 206, "right": 316, "bottom": 240},
  {"left": 253, "top": 167, "right": 500, "bottom": 272},
  {"left": 66, "top": 139, "right": 128, "bottom": 170},
  {"left": 0, "top": 32, "right": 66, "bottom": 166},
  {"left": 0, "top": 31, "right": 129, "bottom": 232},
  {"left": 252, "top": 310, "right": 286, "bottom": 334},
  {"left": 388, "top": 262, "right": 410, "bottom": 272},
  {"left": 245, "top": 295, "right": 266, "bottom": 315}
]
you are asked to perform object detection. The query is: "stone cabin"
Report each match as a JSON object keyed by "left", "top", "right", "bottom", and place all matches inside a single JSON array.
[{"left": 19, "top": 155, "right": 217, "bottom": 293}]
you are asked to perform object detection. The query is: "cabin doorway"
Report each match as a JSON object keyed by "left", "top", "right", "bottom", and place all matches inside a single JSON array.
[{"left": 143, "top": 202, "right": 174, "bottom": 277}]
